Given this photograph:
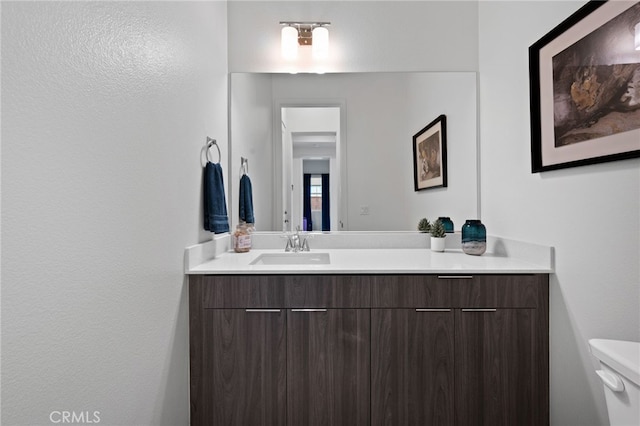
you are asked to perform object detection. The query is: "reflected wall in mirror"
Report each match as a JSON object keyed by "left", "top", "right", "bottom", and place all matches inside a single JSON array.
[{"left": 230, "top": 72, "right": 479, "bottom": 232}]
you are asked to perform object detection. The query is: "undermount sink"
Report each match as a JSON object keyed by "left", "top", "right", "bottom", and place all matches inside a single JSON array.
[{"left": 250, "top": 252, "right": 331, "bottom": 266}]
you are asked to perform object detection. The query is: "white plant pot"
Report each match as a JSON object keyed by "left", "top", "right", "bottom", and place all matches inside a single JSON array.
[{"left": 431, "top": 236, "right": 446, "bottom": 252}]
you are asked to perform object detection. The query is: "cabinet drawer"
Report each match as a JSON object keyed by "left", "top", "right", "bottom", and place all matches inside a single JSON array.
[
  {"left": 199, "top": 275, "right": 284, "bottom": 308},
  {"left": 451, "top": 274, "right": 547, "bottom": 308},
  {"left": 285, "top": 275, "right": 371, "bottom": 308},
  {"left": 371, "top": 275, "right": 451, "bottom": 308}
]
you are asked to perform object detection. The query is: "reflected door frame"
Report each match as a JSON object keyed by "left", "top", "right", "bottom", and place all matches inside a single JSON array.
[{"left": 273, "top": 99, "right": 348, "bottom": 232}]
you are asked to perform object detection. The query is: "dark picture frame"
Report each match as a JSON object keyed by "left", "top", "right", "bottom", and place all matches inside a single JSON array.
[
  {"left": 413, "top": 114, "right": 447, "bottom": 191},
  {"left": 529, "top": 0, "right": 640, "bottom": 173}
]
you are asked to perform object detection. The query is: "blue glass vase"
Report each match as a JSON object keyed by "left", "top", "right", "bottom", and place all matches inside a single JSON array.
[
  {"left": 438, "top": 217, "right": 454, "bottom": 233},
  {"left": 462, "top": 219, "right": 486, "bottom": 255}
]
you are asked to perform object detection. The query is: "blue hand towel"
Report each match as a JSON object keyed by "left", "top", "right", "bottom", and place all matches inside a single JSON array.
[
  {"left": 239, "top": 174, "right": 255, "bottom": 224},
  {"left": 203, "top": 162, "right": 230, "bottom": 234}
]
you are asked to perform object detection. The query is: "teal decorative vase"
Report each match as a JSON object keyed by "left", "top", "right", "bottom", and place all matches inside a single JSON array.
[
  {"left": 438, "top": 217, "right": 454, "bottom": 233},
  {"left": 462, "top": 220, "right": 486, "bottom": 255}
]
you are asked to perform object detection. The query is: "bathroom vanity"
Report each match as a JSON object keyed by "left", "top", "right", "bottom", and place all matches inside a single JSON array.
[{"left": 185, "top": 234, "right": 553, "bottom": 426}]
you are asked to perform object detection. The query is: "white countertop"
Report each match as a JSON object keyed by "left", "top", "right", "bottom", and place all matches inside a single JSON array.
[
  {"left": 187, "top": 248, "right": 551, "bottom": 275},
  {"left": 184, "top": 232, "right": 554, "bottom": 275}
]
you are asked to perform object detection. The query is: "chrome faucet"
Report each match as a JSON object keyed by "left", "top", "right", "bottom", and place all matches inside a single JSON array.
[{"left": 285, "top": 226, "right": 310, "bottom": 252}]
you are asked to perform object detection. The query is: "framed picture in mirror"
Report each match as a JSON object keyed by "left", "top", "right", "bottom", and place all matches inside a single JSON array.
[
  {"left": 413, "top": 114, "right": 447, "bottom": 191},
  {"left": 529, "top": 0, "right": 640, "bottom": 173}
]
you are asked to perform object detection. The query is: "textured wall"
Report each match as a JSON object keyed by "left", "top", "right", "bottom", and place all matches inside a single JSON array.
[
  {"left": 479, "top": 2, "right": 640, "bottom": 425},
  {"left": 1, "top": 2, "right": 227, "bottom": 424}
]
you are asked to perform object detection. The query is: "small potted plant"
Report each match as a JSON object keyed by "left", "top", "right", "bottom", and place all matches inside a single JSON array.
[
  {"left": 417, "top": 218, "right": 431, "bottom": 233},
  {"left": 430, "top": 219, "right": 446, "bottom": 252}
]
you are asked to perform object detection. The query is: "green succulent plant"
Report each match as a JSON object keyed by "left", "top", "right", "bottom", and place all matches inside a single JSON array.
[
  {"left": 417, "top": 218, "right": 431, "bottom": 233},
  {"left": 430, "top": 219, "right": 446, "bottom": 238}
]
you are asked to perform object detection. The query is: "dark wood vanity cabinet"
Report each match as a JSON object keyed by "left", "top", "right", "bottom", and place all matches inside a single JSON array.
[
  {"left": 205, "top": 309, "right": 286, "bottom": 425},
  {"left": 287, "top": 308, "right": 370, "bottom": 426},
  {"left": 455, "top": 308, "right": 542, "bottom": 426},
  {"left": 453, "top": 274, "right": 549, "bottom": 426},
  {"left": 285, "top": 275, "right": 371, "bottom": 426},
  {"left": 190, "top": 275, "right": 371, "bottom": 426},
  {"left": 371, "top": 308, "right": 455, "bottom": 425},
  {"left": 189, "top": 275, "right": 286, "bottom": 426},
  {"left": 370, "top": 275, "right": 455, "bottom": 425},
  {"left": 189, "top": 273, "right": 548, "bottom": 426}
]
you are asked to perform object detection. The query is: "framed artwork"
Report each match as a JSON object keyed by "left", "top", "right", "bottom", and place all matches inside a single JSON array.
[
  {"left": 529, "top": 0, "right": 640, "bottom": 173},
  {"left": 413, "top": 114, "right": 447, "bottom": 191}
]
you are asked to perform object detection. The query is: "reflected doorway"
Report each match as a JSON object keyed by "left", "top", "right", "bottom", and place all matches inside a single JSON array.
[
  {"left": 303, "top": 169, "right": 330, "bottom": 232},
  {"left": 281, "top": 106, "right": 342, "bottom": 231}
]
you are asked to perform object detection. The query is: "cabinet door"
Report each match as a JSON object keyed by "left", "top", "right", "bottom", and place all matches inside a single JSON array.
[
  {"left": 203, "top": 309, "right": 286, "bottom": 426},
  {"left": 287, "top": 309, "right": 370, "bottom": 426},
  {"left": 371, "top": 309, "right": 454, "bottom": 426},
  {"left": 455, "top": 308, "right": 543, "bottom": 426}
]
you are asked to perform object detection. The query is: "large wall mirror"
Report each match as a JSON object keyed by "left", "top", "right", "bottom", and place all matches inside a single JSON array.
[{"left": 229, "top": 72, "right": 479, "bottom": 232}]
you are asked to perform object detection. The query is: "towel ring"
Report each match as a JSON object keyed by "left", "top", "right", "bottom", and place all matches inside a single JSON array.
[{"left": 206, "top": 137, "right": 221, "bottom": 163}]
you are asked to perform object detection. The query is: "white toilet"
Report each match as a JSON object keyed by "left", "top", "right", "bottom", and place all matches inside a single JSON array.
[{"left": 588, "top": 339, "right": 640, "bottom": 426}]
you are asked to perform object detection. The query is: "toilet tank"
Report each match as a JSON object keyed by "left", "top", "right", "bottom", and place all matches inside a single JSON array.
[{"left": 589, "top": 339, "right": 640, "bottom": 426}]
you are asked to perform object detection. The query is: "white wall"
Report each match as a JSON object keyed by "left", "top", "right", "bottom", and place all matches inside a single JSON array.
[
  {"left": 479, "top": 2, "right": 640, "bottom": 425},
  {"left": 228, "top": 0, "right": 478, "bottom": 73},
  {"left": 1, "top": 2, "right": 227, "bottom": 425}
]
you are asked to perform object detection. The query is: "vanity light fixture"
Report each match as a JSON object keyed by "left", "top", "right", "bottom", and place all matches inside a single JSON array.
[
  {"left": 281, "top": 25, "right": 299, "bottom": 60},
  {"left": 280, "top": 21, "right": 330, "bottom": 60},
  {"left": 312, "top": 26, "right": 329, "bottom": 60}
]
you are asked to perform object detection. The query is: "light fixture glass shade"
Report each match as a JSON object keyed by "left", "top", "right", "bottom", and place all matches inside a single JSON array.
[
  {"left": 312, "top": 26, "right": 329, "bottom": 60},
  {"left": 635, "top": 22, "right": 640, "bottom": 51},
  {"left": 281, "top": 26, "right": 298, "bottom": 60}
]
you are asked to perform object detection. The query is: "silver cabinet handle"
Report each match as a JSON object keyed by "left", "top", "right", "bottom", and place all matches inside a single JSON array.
[
  {"left": 245, "top": 309, "right": 281, "bottom": 313},
  {"left": 416, "top": 308, "right": 451, "bottom": 312},
  {"left": 291, "top": 308, "right": 328, "bottom": 312},
  {"left": 438, "top": 275, "right": 473, "bottom": 279},
  {"left": 462, "top": 308, "right": 497, "bottom": 312}
]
